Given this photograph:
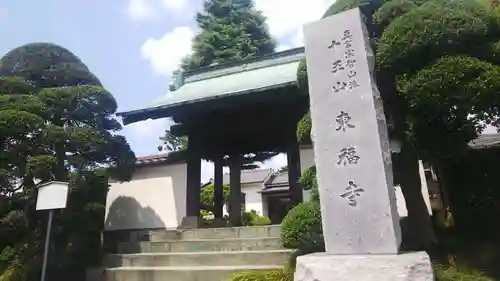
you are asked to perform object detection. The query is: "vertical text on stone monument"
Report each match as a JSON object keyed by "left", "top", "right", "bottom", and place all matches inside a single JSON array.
[
  {"left": 335, "top": 111, "right": 355, "bottom": 132},
  {"left": 337, "top": 146, "right": 360, "bottom": 166},
  {"left": 340, "top": 180, "right": 364, "bottom": 207},
  {"left": 331, "top": 30, "right": 360, "bottom": 93}
]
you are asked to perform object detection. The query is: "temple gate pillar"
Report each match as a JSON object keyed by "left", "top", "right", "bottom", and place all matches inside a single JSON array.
[
  {"left": 181, "top": 134, "right": 202, "bottom": 229},
  {"left": 287, "top": 131, "right": 303, "bottom": 206},
  {"left": 229, "top": 154, "right": 242, "bottom": 226},
  {"left": 213, "top": 156, "right": 224, "bottom": 220}
]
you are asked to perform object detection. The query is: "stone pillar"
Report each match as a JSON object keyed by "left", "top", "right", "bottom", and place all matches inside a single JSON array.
[
  {"left": 297, "top": 7, "right": 434, "bottom": 280},
  {"left": 181, "top": 134, "right": 201, "bottom": 229},
  {"left": 229, "top": 154, "right": 242, "bottom": 226},
  {"left": 287, "top": 138, "right": 302, "bottom": 206},
  {"left": 213, "top": 156, "right": 224, "bottom": 219}
]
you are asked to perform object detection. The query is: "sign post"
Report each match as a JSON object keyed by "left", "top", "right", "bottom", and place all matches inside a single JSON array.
[{"left": 36, "top": 181, "right": 69, "bottom": 281}]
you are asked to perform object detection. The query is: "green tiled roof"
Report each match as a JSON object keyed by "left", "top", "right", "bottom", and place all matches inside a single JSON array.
[{"left": 118, "top": 47, "right": 305, "bottom": 124}]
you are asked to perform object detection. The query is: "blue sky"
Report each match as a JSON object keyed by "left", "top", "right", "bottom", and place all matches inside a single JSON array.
[{"left": 0, "top": 0, "right": 332, "bottom": 180}]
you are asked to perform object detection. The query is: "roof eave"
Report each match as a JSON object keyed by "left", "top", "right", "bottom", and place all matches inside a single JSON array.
[{"left": 118, "top": 81, "right": 298, "bottom": 125}]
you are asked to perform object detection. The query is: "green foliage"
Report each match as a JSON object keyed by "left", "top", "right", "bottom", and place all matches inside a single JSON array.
[
  {"left": 182, "top": 0, "right": 276, "bottom": 71},
  {"left": 158, "top": 128, "right": 188, "bottom": 152},
  {"left": 373, "top": 0, "right": 416, "bottom": 31},
  {"left": 281, "top": 201, "right": 324, "bottom": 254},
  {"left": 397, "top": 55, "right": 500, "bottom": 159},
  {"left": 200, "top": 183, "right": 230, "bottom": 207},
  {"left": 299, "top": 166, "right": 319, "bottom": 201},
  {"left": 435, "top": 264, "right": 495, "bottom": 281},
  {"left": 296, "top": 59, "right": 308, "bottom": 95},
  {"left": 296, "top": 111, "right": 311, "bottom": 143},
  {"left": 0, "top": 43, "right": 101, "bottom": 88},
  {"left": 322, "top": 0, "right": 375, "bottom": 18},
  {"left": 377, "top": 0, "right": 491, "bottom": 75},
  {"left": 241, "top": 210, "right": 271, "bottom": 226},
  {"left": 226, "top": 269, "right": 293, "bottom": 281},
  {"left": 0, "top": 42, "right": 135, "bottom": 281}
]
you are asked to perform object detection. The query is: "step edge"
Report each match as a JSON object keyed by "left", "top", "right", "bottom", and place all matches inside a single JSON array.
[
  {"left": 106, "top": 265, "right": 285, "bottom": 271},
  {"left": 123, "top": 237, "right": 282, "bottom": 243},
  {"left": 107, "top": 249, "right": 294, "bottom": 257}
]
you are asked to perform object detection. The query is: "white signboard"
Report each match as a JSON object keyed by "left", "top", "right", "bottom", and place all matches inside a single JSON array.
[{"left": 36, "top": 181, "right": 69, "bottom": 211}]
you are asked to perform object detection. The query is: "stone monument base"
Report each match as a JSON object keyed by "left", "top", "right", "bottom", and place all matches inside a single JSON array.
[{"left": 294, "top": 251, "right": 434, "bottom": 281}]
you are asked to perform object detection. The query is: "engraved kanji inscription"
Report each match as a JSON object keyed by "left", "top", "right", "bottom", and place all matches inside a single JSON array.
[
  {"left": 342, "top": 30, "right": 353, "bottom": 48},
  {"left": 345, "top": 49, "right": 355, "bottom": 59},
  {"left": 335, "top": 111, "right": 355, "bottom": 132},
  {"left": 331, "top": 60, "right": 345, "bottom": 73},
  {"left": 328, "top": 39, "right": 341, "bottom": 51},
  {"left": 337, "top": 146, "right": 360, "bottom": 166},
  {"left": 333, "top": 81, "right": 347, "bottom": 92},
  {"left": 348, "top": 79, "right": 360, "bottom": 90},
  {"left": 340, "top": 180, "right": 364, "bottom": 207},
  {"left": 348, "top": 71, "right": 356, "bottom": 78},
  {"left": 346, "top": 58, "right": 356, "bottom": 69}
]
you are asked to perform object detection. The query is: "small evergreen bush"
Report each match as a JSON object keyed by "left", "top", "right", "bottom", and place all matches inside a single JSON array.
[
  {"left": 226, "top": 269, "right": 293, "bottom": 281},
  {"left": 280, "top": 201, "right": 324, "bottom": 254},
  {"left": 242, "top": 210, "right": 271, "bottom": 226},
  {"left": 435, "top": 263, "right": 495, "bottom": 281}
]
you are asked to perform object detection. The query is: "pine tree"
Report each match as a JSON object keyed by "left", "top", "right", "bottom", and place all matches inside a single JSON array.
[
  {"left": 182, "top": 0, "right": 276, "bottom": 71},
  {"left": 164, "top": 0, "right": 279, "bottom": 169}
]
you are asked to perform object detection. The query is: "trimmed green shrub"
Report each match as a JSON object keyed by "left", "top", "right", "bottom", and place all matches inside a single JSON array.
[
  {"left": 377, "top": 0, "right": 490, "bottom": 75},
  {"left": 373, "top": 0, "right": 416, "bottom": 31},
  {"left": 281, "top": 201, "right": 324, "bottom": 254},
  {"left": 299, "top": 166, "right": 319, "bottom": 202},
  {"left": 435, "top": 263, "right": 495, "bottom": 281},
  {"left": 242, "top": 210, "right": 271, "bottom": 226},
  {"left": 226, "top": 269, "right": 293, "bottom": 281}
]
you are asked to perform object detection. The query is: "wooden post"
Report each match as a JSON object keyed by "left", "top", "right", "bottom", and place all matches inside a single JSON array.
[
  {"left": 185, "top": 135, "right": 201, "bottom": 218},
  {"left": 287, "top": 133, "right": 303, "bottom": 206},
  {"left": 213, "top": 156, "right": 224, "bottom": 219},
  {"left": 229, "top": 154, "right": 242, "bottom": 226}
]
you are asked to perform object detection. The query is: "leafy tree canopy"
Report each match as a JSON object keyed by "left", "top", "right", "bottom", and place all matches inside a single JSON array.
[
  {"left": 0, "top": 42, "right": 135, "bottom": 280},
  {"left": 297, "top": 0, "right": 500, "bottom": 160}
]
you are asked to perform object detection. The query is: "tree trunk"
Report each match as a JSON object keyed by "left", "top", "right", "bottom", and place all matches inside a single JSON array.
[{"left": 394, "top": 145, "right": 435, "bottom": 250}]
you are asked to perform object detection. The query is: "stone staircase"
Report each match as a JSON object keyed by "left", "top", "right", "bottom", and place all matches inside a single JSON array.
[{"left": 103, "top": 225, "right": 292, "bottom": 281}]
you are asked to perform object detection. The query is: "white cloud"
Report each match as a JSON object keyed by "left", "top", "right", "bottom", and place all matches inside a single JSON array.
[
  {"left": 123, "top": 118, "right": 170, "bottom": 138},
  {"left": 162, "top": 0, "right": 187, "bottom": 10},
  {"left": 140, "top": 26, "right": 195, "bottom": 76},
  {"left": 126, "top": 0, "right": 188, "bottom": 20},
  {"left": 126, "top": 0, "right": 158, "bottom": 20},
  {"left": 256, "top": 0, "right": 331, "bottom": 47},
  {"left": 262, "top": 153, "right": 288, "bottom": 170},
  {"left": 276, "top": 44, "right": 291, "bottom": 52}
]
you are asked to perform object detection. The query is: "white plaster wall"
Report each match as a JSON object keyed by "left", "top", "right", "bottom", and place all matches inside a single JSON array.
[
  {"left": 298, "top": 146, "right": 433, "bottom": 218},
  {"left": 242, "top": 183, "right": 265, "bottom": 215},
  {"left": 104, "top": 162, "right": 187, "bottom": 231}
]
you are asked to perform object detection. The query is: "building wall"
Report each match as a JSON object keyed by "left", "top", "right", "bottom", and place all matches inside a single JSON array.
[
  {"left": 298, "top": 146, "right": 433, "bottom": 217},
  {"left": 104, "top": 162, "right": 187, "bottom": 231},
  {"left": 242, "top": 182, "right": 266, "bottom": 215}
]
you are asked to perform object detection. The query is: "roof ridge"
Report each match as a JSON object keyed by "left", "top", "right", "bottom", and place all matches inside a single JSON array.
[
  {"left": 184, "top": 47, "right": 304, "bottom": 77},
  {"left": 180, "top": 47, "right": 305, "bottom": 85}
]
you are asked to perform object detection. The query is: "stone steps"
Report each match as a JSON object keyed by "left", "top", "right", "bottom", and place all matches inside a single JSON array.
[
  {"left": 146, "top": 225, "right": 282, "bottom": 241},
  {"left": 118, "top": 237, "right": 283, "bottom": 254},
  {"left": 105, "top": 265, "right": 284, "bottom": 281},
  {"left": 105, "top": 249, "right": 293, "bottom": 267},
  {"left": 98, "top": 225, "right": 290, "bottom": 281}
]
